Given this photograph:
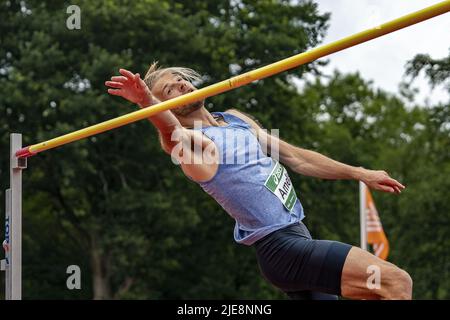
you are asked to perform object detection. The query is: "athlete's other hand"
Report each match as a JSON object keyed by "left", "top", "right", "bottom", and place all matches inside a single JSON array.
[
  {"left": 361, "top": 169, "right": 405, "bottom": 194},
  {"left": 105, "top": 68, "right": 160, "bottom": 108}
]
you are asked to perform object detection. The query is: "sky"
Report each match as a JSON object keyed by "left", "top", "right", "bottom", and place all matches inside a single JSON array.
[{"left": 309, "top": 0, "right": 450, "bottom": 105}]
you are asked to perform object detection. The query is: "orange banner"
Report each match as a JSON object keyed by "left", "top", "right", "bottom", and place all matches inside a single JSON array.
[{"left": 365, "top": 188, "right": 390, "bottom": 260}]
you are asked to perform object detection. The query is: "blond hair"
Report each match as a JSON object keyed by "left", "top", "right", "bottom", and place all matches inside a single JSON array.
[{"left": 143, "top": 61, "right": 202, "bottom": 91}]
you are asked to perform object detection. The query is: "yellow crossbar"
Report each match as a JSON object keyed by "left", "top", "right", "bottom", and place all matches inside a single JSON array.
[{"left": 16, "top": 0, "right": 450, "bottom": 158}]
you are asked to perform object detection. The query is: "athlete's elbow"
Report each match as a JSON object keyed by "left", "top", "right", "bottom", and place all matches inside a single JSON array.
[{"left": 278, "top": 147, "right": 303, "bottom": 172}]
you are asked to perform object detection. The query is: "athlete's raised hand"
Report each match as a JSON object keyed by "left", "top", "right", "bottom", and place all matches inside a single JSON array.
[
  {"left": 362, "top": 169, "right": 405, "bottom": 194},
  {"left": 105, "top": 68, "right": 159, "bottom": 108}
]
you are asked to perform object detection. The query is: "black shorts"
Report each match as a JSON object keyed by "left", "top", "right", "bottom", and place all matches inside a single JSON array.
[{"left": 254, "top": 221, "right": 352, "bottom": 300}]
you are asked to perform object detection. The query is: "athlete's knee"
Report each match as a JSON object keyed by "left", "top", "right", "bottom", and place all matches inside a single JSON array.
[{"left": 382, "top": 267, "right": 413, "bottom": 300}]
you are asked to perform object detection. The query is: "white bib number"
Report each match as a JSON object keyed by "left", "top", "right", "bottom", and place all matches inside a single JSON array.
[{"left": 264, "top": 161, "right": 298, "bottom": 212}]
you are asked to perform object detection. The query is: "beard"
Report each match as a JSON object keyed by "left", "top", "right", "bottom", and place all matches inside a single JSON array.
[{"left": 171, "top": 99, "right": 205, "bottom": 116}]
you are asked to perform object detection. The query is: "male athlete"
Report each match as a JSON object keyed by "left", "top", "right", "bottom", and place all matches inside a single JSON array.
[{"left": 105, "top": 63, "right": 412, "bottom": 300}]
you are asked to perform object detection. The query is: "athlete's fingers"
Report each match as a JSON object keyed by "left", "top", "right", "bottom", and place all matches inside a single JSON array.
[
  {"left": 382, "top": 177, "right": 405, "bottom": 189},
  {"left": 107, "top": 89, "right": 123, "bottom": 96},
  {"left": 119, "top": 68, "right": 135, "bottom": 80},
  {"left": 111, "top": 76, "right": 128, "bottom": 82},
  {"left": 105, "top": 81, "right": 124, "bottom": 88},
  {"left": 376, "top": 184, "right": 395, "bottom": 193},
  {"left": 134, "top": 73, "right": 143, "bottom": 87},
  {"left": 137, "top": 74, "right": 148, "bottom": 88}
]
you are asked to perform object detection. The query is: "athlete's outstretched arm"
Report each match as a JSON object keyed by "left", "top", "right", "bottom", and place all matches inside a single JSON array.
[
  {"left": 106, "top": 69, "right": 218, "bottom": 182},
  {"left": 282, "top": 147, "right": 405, "bottom": 194},
  {"left": 105, "top": 68, "right": 183, "bottom": 154},
  {"left": 226, "top": 109, "right": 405, "bottom": 194}
]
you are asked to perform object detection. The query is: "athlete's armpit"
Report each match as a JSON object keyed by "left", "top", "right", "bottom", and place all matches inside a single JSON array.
[{"left": 225, "top": 108, "right": 266, "bottom": 130}]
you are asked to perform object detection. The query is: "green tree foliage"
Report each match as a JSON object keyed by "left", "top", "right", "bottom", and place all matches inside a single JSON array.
[
  {"left": 402, "top": 50, "right": 450, "bottom": 298},
  {"left": 406, "top": 50, "right": 450, "bottom": 90}
]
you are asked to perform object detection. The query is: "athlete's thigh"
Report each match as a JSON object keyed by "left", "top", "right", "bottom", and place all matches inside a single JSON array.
[{"left": 340, "top": 246, "right": 397, "bottom": 299}]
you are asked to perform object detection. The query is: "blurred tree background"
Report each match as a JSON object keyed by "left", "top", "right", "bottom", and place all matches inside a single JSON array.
[{"left": 0, "top": 0, "right": 448, "bottom": 299}]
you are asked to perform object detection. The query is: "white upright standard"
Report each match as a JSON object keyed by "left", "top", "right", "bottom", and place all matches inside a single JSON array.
[{"left": 1, "top": 133, "right": 26, "bottom": 300}]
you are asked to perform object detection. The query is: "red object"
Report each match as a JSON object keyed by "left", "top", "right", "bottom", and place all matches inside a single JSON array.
[{"left": 15, "top": 147, "right": 36, "bottom": 158}]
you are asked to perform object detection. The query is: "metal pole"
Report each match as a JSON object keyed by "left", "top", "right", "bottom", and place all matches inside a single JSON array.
[
  {"left": 4, "top": 133, "right": 26, "bottom": 300},
  {"left": 359, "top": 181, "right": 367, "bottom": 251},
  {"left": 1, "top": 189, "right": 11, "bottom": 299}
]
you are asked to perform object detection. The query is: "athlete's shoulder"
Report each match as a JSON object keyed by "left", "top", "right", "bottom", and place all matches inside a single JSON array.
[{"left": 224, "top": 108, "right": 265, "bottom": 129}]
